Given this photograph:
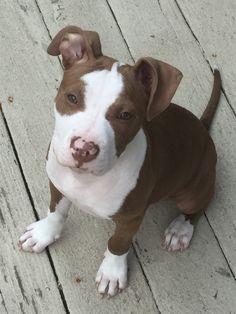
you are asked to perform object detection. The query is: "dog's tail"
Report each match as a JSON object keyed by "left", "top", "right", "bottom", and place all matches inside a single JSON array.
[{"left": 200, "top": 68, "right": 221, "bottom": 131}]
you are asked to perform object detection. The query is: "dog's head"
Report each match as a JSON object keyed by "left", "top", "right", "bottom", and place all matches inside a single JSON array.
[{"left": 48, "top": 26, "right": 182, "bottom": 176}]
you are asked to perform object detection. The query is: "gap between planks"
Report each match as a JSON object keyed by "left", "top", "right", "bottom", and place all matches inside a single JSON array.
[
  {"left": 34, "top": 0, "right": 64, "bottom": 69},
  {"left": 174, "top": 0, "right": 236, "bottom": 118},
  {"left": 204, "top": 212, "right": 236, "bottom": 281},
  {"left": 106, "top": 0, "right": 135, "bottom": 63},
  {"left": 170, "top": 0, "right": 236, "bottom": 280},
  {"left": 0, "top": 99, "right": 70, "bottom": 313}
]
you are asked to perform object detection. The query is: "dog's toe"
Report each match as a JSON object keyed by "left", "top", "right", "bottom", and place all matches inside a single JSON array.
[
  {"left": 19, "top": 230, "right": 32, "bottom": 243},
  {"left": 163, "top": 214, "right": 194, "bottom": 252},
  {"left": 96, "top": 277, "right": 122, "bottom": 298},
  {"left": 97, "top": 277, "right": 109, "bottom": 295},
  {"left": 21, "top": 237, "right": 37, "bottom": 252},
  {"left": 107, "top": 280, "right": 118, "bottom": 297},
  {"left": 97, "top": 278, "right": 118, "bottom": 297}
]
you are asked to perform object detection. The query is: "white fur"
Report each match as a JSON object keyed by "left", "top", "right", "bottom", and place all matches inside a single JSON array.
[
  {"left": 20, "top": 62, "right": 147, "bottom": 257},
  {"left": 47, "top": 129, "right": 147, "bottom": 219},
  {"left": 163, "top": 214, "right": 194, "bottom": 251},
  {"left": 49, "top": 62, "right": 147, "bottom": 218},
  {"left": 96, "top": 248, "right": 128, "bottom": 296},
  {"left": 19, "top": 197, "right": 71, "bottom": 253},
  {"left": 53, "top": 62, "right": 123, "bottom": 175}
]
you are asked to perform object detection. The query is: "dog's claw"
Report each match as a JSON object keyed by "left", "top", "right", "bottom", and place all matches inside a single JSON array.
[
  {"left": 18, "top": 241, "right": 23, "bottom": 250},
  {"left": 99, "top": 293, "right": 105, "bottom": 299},
  {"left": 161, "top": 240, "right": 167, "bottom": 249}
]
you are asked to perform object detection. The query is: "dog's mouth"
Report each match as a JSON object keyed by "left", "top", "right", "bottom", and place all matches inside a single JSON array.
[
  {"left": 73, "top": 166, "right": 89, "bottom": 173},
  {"left": 53, "top": 145, "right": 111, "bottom": 176},
  {"left": 74, "top": 162, "right": 89, "bottom": 172}
]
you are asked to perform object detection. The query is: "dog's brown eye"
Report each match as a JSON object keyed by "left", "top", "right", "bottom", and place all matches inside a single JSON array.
[
  {"left": 67, "top": 94, "right": 77, "bottom": 104},
  {"left": 119, "top": 111, "right": 132, "bottom": 120}
]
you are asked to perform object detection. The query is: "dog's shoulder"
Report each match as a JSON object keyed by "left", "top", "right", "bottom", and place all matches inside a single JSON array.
[{"left": 146, "top": 103, "right": 208, "bottom": 138}]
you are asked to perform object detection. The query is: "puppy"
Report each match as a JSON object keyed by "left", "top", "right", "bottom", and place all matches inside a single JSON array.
[{"left": 19, "top": 26, "right": 221, "bottom": 297}]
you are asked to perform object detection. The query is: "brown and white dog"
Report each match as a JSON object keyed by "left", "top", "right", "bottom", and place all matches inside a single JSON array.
[{"left": 19, "top": 26, "right": 221, "bottom": 297}]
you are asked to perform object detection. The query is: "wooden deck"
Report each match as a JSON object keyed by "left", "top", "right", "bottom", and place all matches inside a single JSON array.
[{"left": 0, "top": 0, "right": 236, "bottom": 313}]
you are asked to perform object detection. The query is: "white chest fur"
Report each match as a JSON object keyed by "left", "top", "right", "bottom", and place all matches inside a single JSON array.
[{"left": 46, "top": 130, "right": 147, "bottom": 219}]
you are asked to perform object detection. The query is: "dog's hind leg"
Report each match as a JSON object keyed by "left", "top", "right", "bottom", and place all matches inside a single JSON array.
[
  {"left": 163, "top": 165, "right": 216, "bottom": 252},
  {"left": 19, "top": 180, "right": 71, "bottom": 253}
]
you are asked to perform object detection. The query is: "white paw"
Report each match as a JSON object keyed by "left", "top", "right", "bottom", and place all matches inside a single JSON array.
[
  {"left": 19, "top": 213, "right": 65, "bottom": 253},
  {"left": 95, "top": 249, "right": 128, "bottom": 297},
  {"left": 162, "top": 214, "right": 194, "bottom": 252}
]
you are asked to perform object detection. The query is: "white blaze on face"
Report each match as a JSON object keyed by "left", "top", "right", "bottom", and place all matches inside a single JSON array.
[{"left": 52, "top": 62, "right": 124, "bottom": 175}]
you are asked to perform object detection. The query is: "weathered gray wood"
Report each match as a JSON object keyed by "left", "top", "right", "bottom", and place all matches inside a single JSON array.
[
  {"left": 0, "top": 0, "right": 158, "bottom": 312},
  {"left": 52, "top": 207, "right": 158, "bottom": 313},
  {"left": 176, "top": 0, "right": 236, "bottom": 112},
  {"left": 135, "top": 203, "right": 236, "bottom": 314},
  {"left": 0, "top": 115, "right": 65, "bottom": 314},
  {"left": 1, "top": 0, "right": 236, "bottom": 312},
  {"left": 36, "top": 0, "right": 133, "bottom": 64},
  {"left": 107, "top": 0, "right": 236, "bottom": 312}
]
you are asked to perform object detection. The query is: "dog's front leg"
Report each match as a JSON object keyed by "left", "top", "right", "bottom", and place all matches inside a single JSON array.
[
  {"left": 19, "top": 180, "right": 71, "bottom": 253},
  {"left": 96, "top": 214, "right": 144, "bottom": 297}
]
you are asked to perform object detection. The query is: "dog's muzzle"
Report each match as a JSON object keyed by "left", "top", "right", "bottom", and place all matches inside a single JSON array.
[{"left": 70, "top": 136, "right": 100, "bottom": 167}]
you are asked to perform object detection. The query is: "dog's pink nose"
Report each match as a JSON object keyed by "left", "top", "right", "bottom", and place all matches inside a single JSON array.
[{"left": 70, "top": 136, "right": 99, "bottom": 166}]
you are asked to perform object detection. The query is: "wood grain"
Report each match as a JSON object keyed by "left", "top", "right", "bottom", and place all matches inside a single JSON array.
[
  {"left": 177, "top": 0, "right": 236, "bottom": 112},
  {"left": 0, "top": 115, "right": 65, "bottom": 313},
  {"left": 1, "top": 0, "right": 236, "bottom": 312}
]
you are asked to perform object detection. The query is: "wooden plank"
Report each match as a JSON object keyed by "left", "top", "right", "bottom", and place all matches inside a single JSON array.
[
  {"left": 135, "top": 203, "right": 236, "bottom": 314},
  {"left": 36, "top": 0, "right": 133, "bottom": 64},
  {"left": 0, "top": 0, "right": 158, "bottom": 312},
  {"left": 0, "top": 115, "right": 65, "bottom": 314},
  {"left": 176, "top": 0, "right": 236, "bottom": 112},
  {"left": 107, "top": 0, "right": 236, "bottom": 312},
  {"left": 51, "top": 207, "right": 158, "bottom": 313}
]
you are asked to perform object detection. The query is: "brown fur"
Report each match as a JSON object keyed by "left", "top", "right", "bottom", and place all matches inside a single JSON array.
[
  {"left": 109, "top": 103, "right": 217, "bottom": 254},
  {"left": 55, "top": 58, "right": 116, "bottom": 116},
  {"left": 106, "top": 64, "right": 147, "bottom": 156},
  {"left": 49, "top": 180, "right": 62, "bottom": 212},
  {"left": 47, "top": 26, "right": 221, "bottom": 256},
  {"left": 55, "top": 79, "right": 86, "bottom": 115}
]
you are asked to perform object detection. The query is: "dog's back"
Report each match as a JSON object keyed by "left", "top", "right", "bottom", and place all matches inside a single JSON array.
[{"left": 147, "top": 70, "right": 221, "bottom": 212}]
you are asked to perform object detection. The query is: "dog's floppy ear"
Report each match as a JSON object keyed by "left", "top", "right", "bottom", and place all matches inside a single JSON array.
[
  {"left": 134, "top": 57, "right": 183, "bottom": 121},
  {"left": 47, "top": 26, "right": 102, "bottom": 69}
]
